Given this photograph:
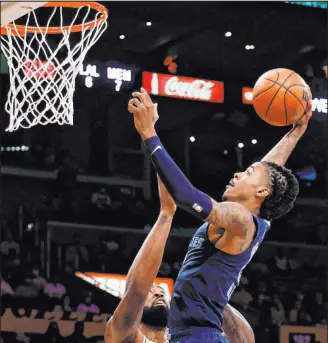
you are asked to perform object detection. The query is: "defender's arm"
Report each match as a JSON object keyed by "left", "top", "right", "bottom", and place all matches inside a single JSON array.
[{"left": 105, "top": 178, "right": 175, "bottom": 343}]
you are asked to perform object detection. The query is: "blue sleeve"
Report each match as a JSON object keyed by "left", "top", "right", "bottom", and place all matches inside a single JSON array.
[{"left": 144, "top": 136, "right": 213, "bottom": 220}]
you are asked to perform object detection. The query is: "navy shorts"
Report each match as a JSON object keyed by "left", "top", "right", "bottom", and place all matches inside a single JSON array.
[{"left": 169, "top": 327, "right": 229, "bottom": 343}]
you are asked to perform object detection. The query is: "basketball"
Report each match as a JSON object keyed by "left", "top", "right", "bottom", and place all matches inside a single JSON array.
[{"left": 253, "top": 68, "right": 310, "bottom": 126}]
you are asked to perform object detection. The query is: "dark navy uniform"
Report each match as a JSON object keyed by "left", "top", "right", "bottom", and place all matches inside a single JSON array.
[{"left": 168, "top": 215, "right": 270, "bottom": 343}]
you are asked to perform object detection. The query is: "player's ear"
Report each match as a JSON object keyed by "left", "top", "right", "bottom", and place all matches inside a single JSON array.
[{"left": 256, "top": 187, "right": 271, "bottom": 199}]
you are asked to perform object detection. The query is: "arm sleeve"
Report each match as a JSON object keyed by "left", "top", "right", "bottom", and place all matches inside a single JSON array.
[{"left": 144, "top": 136, "right": 213, "bottom": 220}]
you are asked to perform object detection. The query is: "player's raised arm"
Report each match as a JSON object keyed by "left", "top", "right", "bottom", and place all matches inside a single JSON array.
[
  {"left": 262, "top": 88, "right": 312, "bottom": 166},
  {"left": 128, "top": 89, "right": 253, "bottom": 236},
  {"left": 105, "top": 176, "right": 176, "bottom": 343}
]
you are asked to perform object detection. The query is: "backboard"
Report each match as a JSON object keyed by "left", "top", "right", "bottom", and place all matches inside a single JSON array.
[{"left": 1, "top": 1, "right": 48, "bottom": 25}]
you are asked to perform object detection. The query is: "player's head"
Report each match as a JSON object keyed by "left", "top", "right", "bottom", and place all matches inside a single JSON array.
[
  {"left": 141, "top": 284, "right": 170, "bottom": 328},
  {"left": 222, "top": 161, "right": 299, "bottom": 220}
]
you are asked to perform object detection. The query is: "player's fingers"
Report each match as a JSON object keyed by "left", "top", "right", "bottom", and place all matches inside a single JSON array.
[
  {"left": 132, "top": 91, "right": 144, "bottom": 105},
  {"left": 129, "top": 98, "right": 141, "bottom": 107},
  {"left": 127, "top": 103, "right": 136, "bottom": 113},
  {"left": 140, "top": 87, "right": 153, "bottom": 102}
]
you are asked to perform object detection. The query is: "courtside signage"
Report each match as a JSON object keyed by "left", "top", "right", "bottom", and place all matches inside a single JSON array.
[
  {"left": 76, "top": 271, "right": 174, "bottom": 298},
  {"left": 142, "top": 72, "right": 224, "bottom": 103},
  {"left": 242, "top": 87, "right": 254, "bottom": 104}
]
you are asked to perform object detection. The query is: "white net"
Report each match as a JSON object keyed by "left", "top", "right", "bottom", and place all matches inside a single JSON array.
[{"left": 0, "top": 3, "right": 108, "bottom": 132}]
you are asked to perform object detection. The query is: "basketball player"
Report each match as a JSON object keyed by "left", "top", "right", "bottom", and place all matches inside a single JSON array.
[
  {"left": 106, "top": 176, "right": 255, "bottom": 343},
  {"left": 128, "top": 87, "right": 312, "bottom": 343}
]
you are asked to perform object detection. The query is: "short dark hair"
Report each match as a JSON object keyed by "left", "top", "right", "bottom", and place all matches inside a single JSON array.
[{"left": 260, "top": 161, "right": 299, "bottom": 221}]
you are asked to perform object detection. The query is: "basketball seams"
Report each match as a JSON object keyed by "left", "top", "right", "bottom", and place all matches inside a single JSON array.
[
  {"left": 264, "top": 79, "right": 306, "bottom": 112},
  {"left": 264, "top": 71, "right": 295, "bottom": 120},
  {"left": 252, "top": 71, "right": 279, "bottom": 101},
  {"left": 285, "top": 85, "right": 306, "bottom": 112},
  {"left": 264, "top": 78, "right": 306, "bottom": 108}
]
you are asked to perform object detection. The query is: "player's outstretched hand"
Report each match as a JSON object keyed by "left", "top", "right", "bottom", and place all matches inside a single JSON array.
[
  {"left": 157, "top": 175, "right": 177, "bottom": 216},
  {"left": 292, "top": 85, "right": 312, "bottom": 136},
  {"left": 128, "top": 88, "right": 159, "bottom": 140}
]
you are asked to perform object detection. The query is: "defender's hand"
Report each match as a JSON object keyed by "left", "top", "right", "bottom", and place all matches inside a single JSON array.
[
  {"left": 291, "top": 85, "right": 312, "bottom": 136},
  {"left": 128, "top": 88, "right": 159, "bottom": 140},
  {"left": 157, "top": 175, "right": 176, "bottom": 216}
]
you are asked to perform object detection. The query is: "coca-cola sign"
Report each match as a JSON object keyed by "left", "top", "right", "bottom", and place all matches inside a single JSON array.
[{"left": 142, "top": 72, "right": 224, "bottom": 103}]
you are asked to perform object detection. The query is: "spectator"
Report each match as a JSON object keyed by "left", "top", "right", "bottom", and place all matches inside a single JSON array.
[
  {"left": 44, "top": 273, "right": 66, "bottom": 299},
  {"left": 66, "top": 322, "right": 88, "bottom": 343},
  {"left": 0, "top": 231, "right": 20, "bottom": 257},
  {"left": 0, "top": 274, "right": 14, "bottom": 296},
  {"left": 30, "top": 266, "right": 47, "bottom": 290},
  {"left": 275, "top": 248, "right": 288, "bottom": 272},
  {"left": 248, "top": 254, "right": 269, "bottom": 274},
  {"left": 231, "top": 284, "right": 253, "bottom": 309},
  {"left": 15, "top": 333, "right": 30, "bottom": 343},
  {"left": 287, "top": 249, "right": 301, "bottom": 271},
  {"left": 15, "top": 277, "right": 39, "bottom": 298},
  {"left": 309, "top": 292, "right": 327, "bottom": 325},
  {"left": 289, "top": 300, "right": 302, "bottom": 324},
  {"left": 43, "top": 321, "right": 65, "bottom": 343},
  {"left": 91, "top": 187, "right": 111, "bottom": 210},
  {"left": 76, "top": 292, "right": 100, "bottom": 314},
  {"left": 159, "top": 261, "right": 171, "bottom": 277},
  {"left": 53, "top": 295, "right": 73, "bottom": 312},
  {"left": 298, "top": 307, "right": 313, "bottom": 326},
  {"left": 270, "top": 294, "right": 287, "bottom": 326}
]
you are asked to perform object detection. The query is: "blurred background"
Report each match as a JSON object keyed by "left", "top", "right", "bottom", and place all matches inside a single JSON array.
[{"left": 0, "top": 1, "right": 327, "bottom": 343}]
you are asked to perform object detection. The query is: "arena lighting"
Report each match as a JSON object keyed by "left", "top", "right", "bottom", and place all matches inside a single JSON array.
[
  {"left": 146, "top": 21, "right": 152, "bottom": 26},
  {"left": 250, "top": 45, "right": 255, "bottom": 49},
  {"left": 238, "top": 143, "right": 244, "bottom": 148},
  {"left": 119, "top": 34, "right": 125, "bottom": 40},
  {"left": 2, "top": 145, "right": 29, "bottom": 151},
  {"left": 245, "top": 45, "right": 251, "bottom": 50},
  {"left": 223, "top": 150, "right": 229, "bottom": 155},
  {"left": 225, "top": 31, "right": 232, "bottom": 37},
  {"left": 251, "top": 139, "right": 258, "bottom": 144},
  {"left": 190, "top": 136, "right": 196, "bottom": 142}
]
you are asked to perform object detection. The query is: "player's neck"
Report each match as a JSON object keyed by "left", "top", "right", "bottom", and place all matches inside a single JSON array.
[
  {"left": 237, "top": 199, "right": 260, "bottom": 216},
  {"left": 140, "top": 323, "right": 167, "bottom": 342}
]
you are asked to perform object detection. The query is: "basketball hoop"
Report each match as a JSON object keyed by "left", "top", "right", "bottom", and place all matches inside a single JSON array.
[{"left": 0, "top": 2, "right": 108, "bottom": 132}]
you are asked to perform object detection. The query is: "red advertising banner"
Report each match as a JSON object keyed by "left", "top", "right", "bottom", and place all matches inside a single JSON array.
[
  {"left": 242, "top": 87, "right": 253, "bottom": 104},
  {"left": 76, "top": 272, "right": 174, "bottom": 299},
  {"left": 142, "top": 71, "right": 224, "bottom": 103}
]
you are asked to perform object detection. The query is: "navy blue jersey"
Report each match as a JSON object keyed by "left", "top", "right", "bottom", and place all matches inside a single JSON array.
[{"left": 168, "top": 215, "right": 270, "bottom": 336}]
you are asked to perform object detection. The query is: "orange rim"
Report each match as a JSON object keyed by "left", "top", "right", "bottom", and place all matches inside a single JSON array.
[{"left": 0, "top": 1, "right": 108, "bottom": 37}]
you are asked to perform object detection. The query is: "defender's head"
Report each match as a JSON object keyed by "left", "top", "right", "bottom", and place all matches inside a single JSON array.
[
  {"left": 141, "top": 284, "right": 170, "bottom": 328},
  {"left": 223, "top": 161, "right": 299, "bottom": 220}
]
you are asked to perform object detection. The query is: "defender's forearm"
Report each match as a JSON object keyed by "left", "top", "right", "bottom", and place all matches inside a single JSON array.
[
  {"left": 261, "top": 129, "right": 303, "bottom": 166},
  {"left": 125, "top": 213, "right": 173, "bottom": 292}
]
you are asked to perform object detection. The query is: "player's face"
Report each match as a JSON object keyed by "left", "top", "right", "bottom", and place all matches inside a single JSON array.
[
  {"left": 141, "top": 285, "right": 170, "bottom": 328},
  {"left": 144, "top": 284, "right": 170, "bottom": 310},
  {"left": 222, "top": 162, "right": 271, "bottom": 202}
]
